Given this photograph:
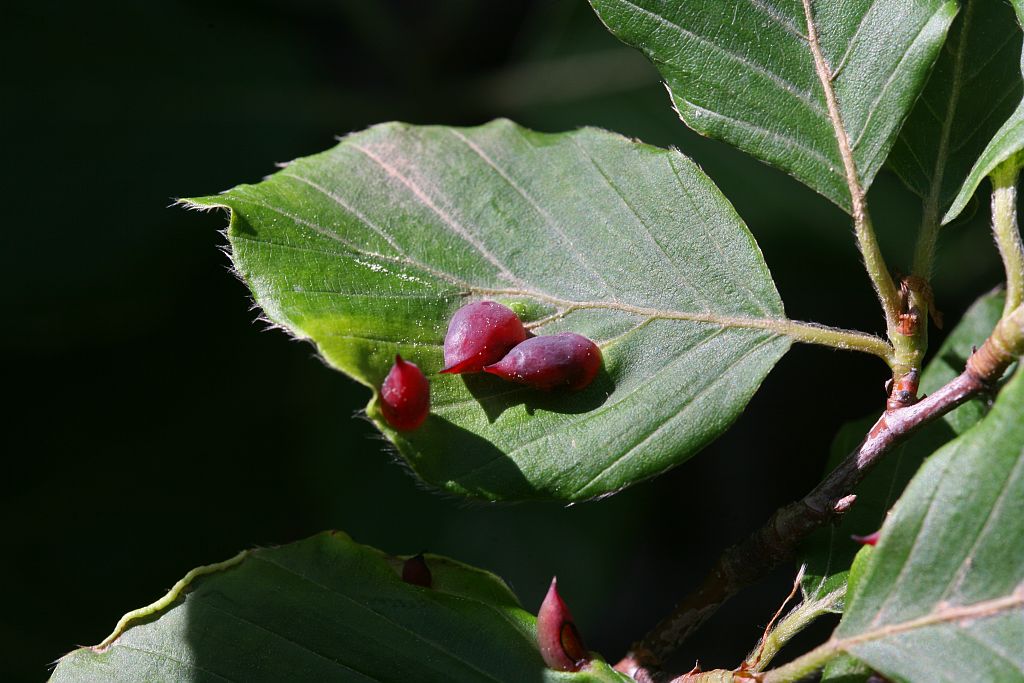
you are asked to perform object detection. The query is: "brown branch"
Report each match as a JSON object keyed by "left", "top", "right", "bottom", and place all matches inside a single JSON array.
[{"left": 615, "top": 314, "right": 1022, "bottom": 680}]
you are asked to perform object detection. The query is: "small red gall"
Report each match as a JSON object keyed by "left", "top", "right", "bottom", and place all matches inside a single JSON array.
[
  {"left": 484, "top": 332, "right": 602, "bottom": 391},
  {"left": 852, "top": 530, "right": 881, "bottom": 546},
  {"left": 401, "top": 553, "right": 432, "bottom": 588},
  {"left": 380, "top": 355, "right": 430, "bottom": 431},
  {"left": 441, "top": 301, "right": 527, "bottom": 374},
  {"left": 537, "top": 577, "right": 589, "bottom": 672}
]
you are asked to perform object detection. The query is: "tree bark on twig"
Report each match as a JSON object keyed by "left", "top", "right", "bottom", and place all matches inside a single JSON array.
[{"left": 616, "top": 310, "right": 1022, "bottom": 680}]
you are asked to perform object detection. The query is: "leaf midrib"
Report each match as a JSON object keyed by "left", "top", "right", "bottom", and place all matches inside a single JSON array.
[
  {"left": 207, "top": 195, "right": 880, "bottom": 347},
  {"left": 840, "top": 587, "right": 1024, "bottom": 651},
  {"left": 922, "top": 0, "right": 975, "bottom": 218},
  {"left": 250, "top": 555, "right": 511, "bottom": 683}
]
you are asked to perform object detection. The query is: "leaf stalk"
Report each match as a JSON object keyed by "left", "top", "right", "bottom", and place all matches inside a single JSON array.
[
  {"left": 618, "top": 308, "right": 1022, "bottom": 676},
  {"left": 801, "top": 0, "right": 902, "bottom": 333},
  {"left": 758, "top": 587, "right": 1024, "bottom": 682},
  {"left": 742, "top": 582, "right": 845, "bottom": 674},
  {"left": 991, "top": 161, "right": 1024, "bottom": 316},
  {"left": 473, "top": 287, "right": 895, "bottom": 362}
]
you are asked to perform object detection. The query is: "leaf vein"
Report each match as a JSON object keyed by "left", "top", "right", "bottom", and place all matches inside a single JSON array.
[
  {"left": 249, "top": 555, "right": 508, "bottom": 683},
  {"left": 566, "top": 136, "right": 713, "bottom": 311},
  {"left": 350, "top": 142, "right": 527, "bottom": 289},
  {"left": 613, "top": 0, "right": 825, "bottom": 114},
  {"left": 197, "top": 600, "right": 383, "bottom": 682},
  {"left": 577, "top": 332, "right": 779, "bottom": 493},
  {"left": 447, "top": 128, "right": 614, "bottom": 296}
]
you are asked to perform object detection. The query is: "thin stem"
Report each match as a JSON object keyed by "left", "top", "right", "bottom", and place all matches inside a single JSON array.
[
  {"left": 911, "top": 0, "right": 974, "bottom": 280},
  {"left": 617, "top": 313, "right": 1022, "bottom": 675},
  {"left": 743, "top": 583, "right": 845, "bottom": 673},
  {"left": 801, "top": 0, "right": 901, "bottom": 331},
  {"left": 772, "top": 321, "right": 893, "bottom": 361},
  {"left": 912, "top": 203, "right": 941, "bottom": 281},
  {"left": 473, "top": 287, "right": 895, "bottom": 362},
  {"left": 991, "top": 162, "right": 1024, "bottom": 316},
  {"left": 757, "top": 639, "right": 842, "bottom": 683},
  {"left": 759, "top": 587, "right": 1024, "bottom": 683}
]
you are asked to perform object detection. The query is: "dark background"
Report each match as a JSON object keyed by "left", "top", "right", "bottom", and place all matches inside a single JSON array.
[{"left": 4, "top": 1, "right": 1004, "bottom": 681}]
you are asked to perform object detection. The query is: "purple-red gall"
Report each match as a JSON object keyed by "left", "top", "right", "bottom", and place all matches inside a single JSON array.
[
  {"left": 852, "top": 530, "right": 881, "bottom": 546},
  {"left": 380, "top": 355, "right": 430, "bottom": 431},
  {"left": 401, "top": 553, "right": 432, "bottom": 588},
  {"left": 484, "top": 332, "right": 601, "bottom": 391},
  {"left": 537, "top": 577, "right": 589, "bottom": 672},
  {"left": 441, "top": 301, "right": 527, "bottom": 374}
]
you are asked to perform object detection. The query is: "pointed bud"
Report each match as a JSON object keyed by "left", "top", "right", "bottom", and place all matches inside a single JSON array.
[
  {"left": 852, "top": 530, "right": 881, "bottom": 546},
  {"left": 537, "top": 577, "right": 589, "bottom": 672},
  {"left": 401, "top": 553, "right": 432, "bottom": 588}
]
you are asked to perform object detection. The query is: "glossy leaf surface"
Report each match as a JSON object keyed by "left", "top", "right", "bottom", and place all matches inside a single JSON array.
[
  {"left": 590, "top": 0, "right": 956, "bottom": 211},
  {"left": 50, "top": 533, "right": 628, "bottom": 683},
  {"left": 889, "top": 0, "right": 1022, "bottom": 219},
  {"left": 186, "top": 120, "right": 792, "bottom": 502},
  {"left": 946, "top": 0, "right": 1024, "bottom": 223}
]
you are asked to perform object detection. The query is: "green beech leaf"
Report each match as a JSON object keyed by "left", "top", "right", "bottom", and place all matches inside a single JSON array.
[
  {"left": 50, "top": 532, "right": 629, "bottom": 683},
  {"left": 820, "top": 653, "right": 875, "bottom": 683},
  {"left": 945, "top": 0, "right": 1024, "bottom": 223},
  {"left": 830, "top": 368, "right": 1024, "bottom": 683},
  {"left": 185, "top": 120, "right": 793, "bottom": 502},
  {"left": 889, "top": 0, "right": 1022, "bottom": 219},
  {"left": 801, "top": 291, "right": 1005, "bottom": 605},
  {"left": 589, "top": 0, "right": 956, "bottom": 212}
]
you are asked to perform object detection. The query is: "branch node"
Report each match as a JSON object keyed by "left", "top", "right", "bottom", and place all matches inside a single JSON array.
[{"left": 833, "top": 494, "right": 857, "bottom": 514}]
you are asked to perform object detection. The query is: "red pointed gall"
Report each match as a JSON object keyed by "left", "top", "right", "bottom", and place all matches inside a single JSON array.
[
  {"left": 380, "top": 355, "right": 430, "bottom": 431},
  {"left": 401, "top": 553, "right": 432, "bottom": 588},
  {"left": 441, "top": 301, "right": 527, "bottom": 374},
  {"left": 484, "top": 332, "right": 602, "bottom": 391},
  {"left": 537, "top": 577, "right": 589, "bottom": 672},
  {"left": 852, "top": 530, "right": 881, "bottom": 546}
]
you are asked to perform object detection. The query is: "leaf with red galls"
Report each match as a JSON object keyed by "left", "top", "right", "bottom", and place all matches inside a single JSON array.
[
  {"left": 537, "top": 577, "right": 589, "bottom": 672},
  {"left": 380, "top": 355, "right": 430, "bottom": 431},
  {"left": 441, "top": 301, "right": 527, "bottom": 374},
  {"left": 485, "top": 332, "right": 602, "bottom": 391},
  {"left": 852, "top": 530, "right": 881, "bottom": 546},
  {"left": 401, "top": 553, "right": 432, "bottom": 588}
]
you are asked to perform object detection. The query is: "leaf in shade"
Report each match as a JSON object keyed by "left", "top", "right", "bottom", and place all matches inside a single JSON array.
[
  {"left": 820, "top": 652, "right": 876, "bottom": 683},
  {"left": 801, "top": 291, "right": 1005, "bottom": 605},
  {"left": 49, "top": 532, "right": 629, "bottom": 683},
  {"left": 589, "top": 0, "right": 956, "bottom": 212},
  {"left": 889, "top": 0, "right": 1022, "bottom": 220},
  {"left": 945, "top": 0, "right": 1024, "bottom": 223},
  {"left": 831, "top": 368, "right": 1024, "bottom": 683},
  {"left": 185, "top": 120, "right": 795, "bottom": 502}
]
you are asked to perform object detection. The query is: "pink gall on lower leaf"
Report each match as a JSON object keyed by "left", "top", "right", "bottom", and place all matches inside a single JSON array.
[
  {"left": 401, "top": 553, "right": 432, "bottom": 588},
  {"left": 852, "top": 530, "right": 881, "bottom": 546},
  {"left": 537, "top": 577, "right": 590, "bottom": 672}
]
